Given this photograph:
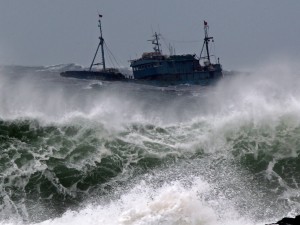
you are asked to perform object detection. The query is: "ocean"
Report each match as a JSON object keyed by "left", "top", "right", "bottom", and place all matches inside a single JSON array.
[{"left": 0, "top": 63, "right": 299, "bottom": 225}]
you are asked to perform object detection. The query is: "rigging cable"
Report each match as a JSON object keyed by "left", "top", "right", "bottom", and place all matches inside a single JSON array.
[
  {"left": 160, "top": 35, "right": 173, "bottom": 55},
  {"left": 104, "top": 42, "right": 121, "bottom": 68},
  {"left": 105, "top": 45, "right": 116, "bottom": 68},
  {"left": 163, "top": 38, "right": 201, "bottom": 43}
]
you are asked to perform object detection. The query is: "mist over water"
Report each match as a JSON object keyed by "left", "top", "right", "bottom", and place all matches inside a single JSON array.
[{"left": 0, "top": 62, "right": 300, "bottom": 225}]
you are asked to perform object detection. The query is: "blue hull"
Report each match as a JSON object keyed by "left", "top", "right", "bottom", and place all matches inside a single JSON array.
[
  {"left": 60, "top": 69, "right": 223, "bottom": 87},
  {"left": 126, "top": 70, "right": 223, "bottom": 86}
]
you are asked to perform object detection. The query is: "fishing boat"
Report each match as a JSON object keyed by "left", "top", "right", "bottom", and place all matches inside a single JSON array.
[
  {"left": 60, "top": 14, "right": 126, "bottom": 81},
  {"left": 129, "top": 21, "right": 223, "bottom": 85},
  {"left": 61, "top": 18, "right": 223, "bottom": 86}
]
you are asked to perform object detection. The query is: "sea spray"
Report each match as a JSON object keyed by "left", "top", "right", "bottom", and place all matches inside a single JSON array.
[
  {"left": 32, "top": 178, "right": 217, "bottom": 225},
  {"left": 31, "top": 176, "right": 259, "bottom": 225},
  {"left": 0, "top": 62, "right": 300, "bottom": 224}
]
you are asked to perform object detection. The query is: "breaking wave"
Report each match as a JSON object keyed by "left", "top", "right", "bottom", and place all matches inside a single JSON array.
[{"left": 0, "top": 61, "right": 300, "bottom": 224}]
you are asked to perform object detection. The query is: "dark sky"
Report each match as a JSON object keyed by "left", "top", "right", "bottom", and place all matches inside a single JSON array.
[{"left": 0, "top": 0, "right": 299, "bottom": 70}]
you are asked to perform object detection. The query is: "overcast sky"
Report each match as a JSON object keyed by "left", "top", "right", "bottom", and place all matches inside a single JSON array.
[{"left": 0, "top": 0, "right": 299, "bottom": 70}]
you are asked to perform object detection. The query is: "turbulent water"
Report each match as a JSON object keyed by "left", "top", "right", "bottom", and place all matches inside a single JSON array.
[{"left": 0, "top": 63, "right": 299, "bottom": 225}]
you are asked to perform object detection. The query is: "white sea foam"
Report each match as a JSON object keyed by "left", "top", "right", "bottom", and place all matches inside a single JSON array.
[
  {"left": 25, "top": 177, "right": 264, "bottom": 225},
  {"left": 31, "top": 178, "right": 226, "bottom": 225},
  {"left": 1, "top": 61, "right": 300, "bottom": 224}
]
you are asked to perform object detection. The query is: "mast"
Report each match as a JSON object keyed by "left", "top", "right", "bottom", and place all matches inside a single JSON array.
[
  {"left": 154, "top": 32, "right": 161, "bottom": 53},
  {"left": 89, "top": 14, "right": 106, "bottom": 71},
  {"left": 200, "top": 21, "right": 214, "bottom": 64},
  {"left": 148, "top": 32, "right": 161, "bottom": 53},
  {"left": 204, "top": 21, "right": 214, "bottom": 63}
]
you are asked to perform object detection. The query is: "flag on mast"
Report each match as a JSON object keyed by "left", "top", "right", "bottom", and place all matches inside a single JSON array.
[{"left": 204, "top": 20, "right": 208, "bottom": 28}]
